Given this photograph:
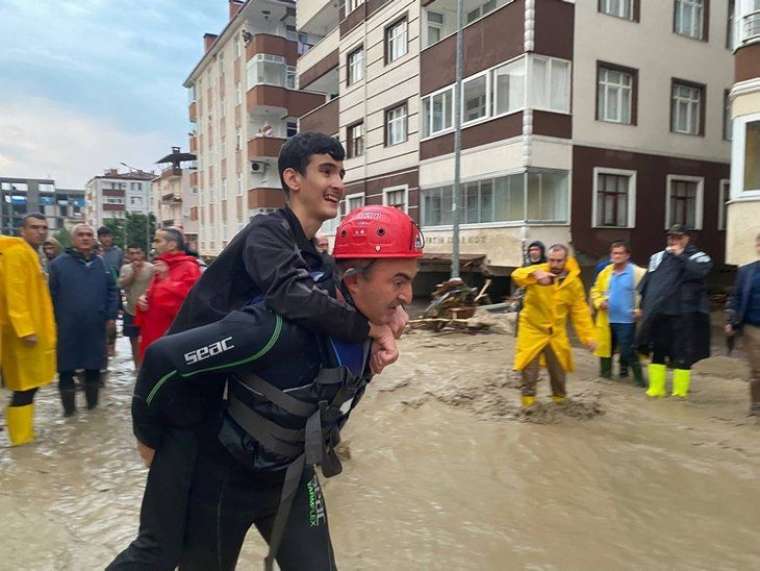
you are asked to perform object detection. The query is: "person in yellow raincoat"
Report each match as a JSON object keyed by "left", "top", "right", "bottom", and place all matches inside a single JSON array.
[
  {"left": 590, "top": 241, "right": 646, "bottom": 386},
  {"left": 1, "top": 214, "right": 57, "bottom": 446},
  {"left": 511, "top": 244, "right": 595, "bottom": 408}
]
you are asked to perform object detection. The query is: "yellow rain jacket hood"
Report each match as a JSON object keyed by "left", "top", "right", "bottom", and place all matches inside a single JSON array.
[
  {"left": 590, "top": 263, "right": 646, "bottom": 358},
  {"left": 512, "top": 257, "right": 594, "bottom": 372},
  {"left": 0, "top": 236, "right": 56, "bottom": 391}
]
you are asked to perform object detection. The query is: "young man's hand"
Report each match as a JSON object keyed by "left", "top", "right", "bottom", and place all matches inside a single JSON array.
[
  {"left": 369, "top": 325, "right": 399, "bottom": 374},
  {"left": 137, "top": 441, "right": 155, "bottom": 468},
  {"left": 599, "top": 300, "right": 609, "bottom": 310},
  {"left": 533, "top": 270, "right": 554, "bottom": 285},
  {"left": 388, "top": 306, "right": 409, "bottom": 339},
  {"left": 585, "top": 339, "right": 597, "bottom": 352},
  {"left": 21, "top": 334, "right": 37, "bottom": 347},
  {"left": 137, "top": 294, "right": 149, "bottom": 312}
]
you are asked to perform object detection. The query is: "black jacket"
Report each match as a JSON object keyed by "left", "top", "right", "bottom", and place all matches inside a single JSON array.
[
  {"left": 169, "top": 207, "right": 369, "bottom": 343},
  {"left": 726, "top": 261, "right": 760, "bottom": 328}
]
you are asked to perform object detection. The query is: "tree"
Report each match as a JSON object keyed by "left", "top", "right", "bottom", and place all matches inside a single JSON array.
[
  {"left": 124, "top": 212, "right": 157, "bottom": 253},
  {"left": 103, "top": 219, "right": 127, "bottom": 249},
  {"left": 53, "top": 227, "right": 72, "bottom": 249}
]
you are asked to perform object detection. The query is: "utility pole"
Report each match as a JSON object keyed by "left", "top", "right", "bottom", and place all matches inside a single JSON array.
[{"left": 451, "top": 0, "right": 464, "bottom": 279}]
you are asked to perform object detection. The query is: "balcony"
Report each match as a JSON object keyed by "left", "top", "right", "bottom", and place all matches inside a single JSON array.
[
  {"left": 248, "top": 136, "right": 287, "bottom": 161},
  {"left": 297, "top": 0, "right": 337, "bottom": 36},
  {"left": 189, "top": 101, "right": 197, "bottom": 123},
  {"left": 742, "top": 9, "right": 760, "bottom": 44},
  {"left": 246, "top": 84, "right": 325, "bottom": 117},
  {"left": 246, "top": 34, "right": 299, "bottom": 65},
  {"left": 248, "top": 187, "right": 285, "bottom": 209},
  {"left": 299, "top": 97, "right": 339, "bottom": 135},
  {"left": 161, "top": 192, "right": 182, "bottom": 203}
]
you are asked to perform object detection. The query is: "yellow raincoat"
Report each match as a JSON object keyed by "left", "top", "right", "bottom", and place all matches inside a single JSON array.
[
  {"left": 512, "top": 257, "right": 594, "bottom": 372},
  {"left": 0, "top": 237, "right": 56, "bottom": 391},
  {"left": 590, "top": 263, "right": 646, "bottom": 358}
]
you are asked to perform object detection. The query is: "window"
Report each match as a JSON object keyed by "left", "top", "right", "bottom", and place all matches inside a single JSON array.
[
  {"left": 236, "top": 82, "right": 242, "bottom": 105},
  {"left": 666, "top": 176, "right": 703, "bottom": 229},
  {"left": 464, "top": 0, "right": 503, "bottom": 24},
  {"left": 745, "top": 120, "right": 760, "bottom": 192},
  {"left": 247, "top": 54, "right": 286, "bottom": 89},
  {"left": 463, "top": 74, "right": 488, "bottom": 123},
  {"left": 724, "top": 89, "right": 733, "bottom": 141},
  {"left": 385, "top": 103, "right": 408, "bottom": 146},
  {"left": 1, "top": 182, "right": 28, "bottom": 191},
  {"left": 727, "top": 0, "right": 735, "bottom": 48},
  {"left": 297, "top": 33, "right": 314, "bottom": 55},
  {"left": 530, "top": 56, "right": 571, "bottom": 113},
  {"left": 347, "top": 122, "right": 364, "bottom": 158},
  {"left": 383, "top": 186, "right": 408, "bottom": 212},
  {"left": 286, "top": 66, "right": 297, "bottom": 89},
  {"left": 422, "top": 87, "right": 453, "bottom": 138},
  {"left": 237, "top": 175, "right": 243, "bottom": 196},
  {"left": 38, "top": 183, "right": 55, "bottom": 192},
  {"left": 597, "top": 64, "right": 635, "bottom": 124},
  {"left": 671, "top": 80, "right": 704, "bottom": 135},
  {"left": 719, "top": 179, "right": 730, "bottom": 230},
  {"left": 385, "top": 17, "right": 408, "bottom": 64},
  {"left": 674, "top": 0, "right": 705, "bottom": 40},
  {"left": 346, "top": 0, "right": 363, "bottom": 13},
  {"left": 599, "top": 0, "right": 634, "bottom": 19},
  {"left": 427, "top": 12, "right": 444, "bottom": 46},
  {"left": 491, "top": 58, "right": 525, "bottom": 116},
  {"left": 421, "top": 171, "right": 569, "bottom": 227},
  {"left": 222, "top": 178, "right": 228, "bottom": 199},
  {"left": 346, "top": 193, "right": 365, "bottom": 215},
  {"left": 347, "top": 47, "right": 363, "bottom": 85},
  {"left": 593, "top": 168, "right": 636, "bottom": 227},
  {"left": 740, "top": 0, "right": 760, "bottom": 45},
  {"left": 235, "top": 36, "right": 241, "bottom": 59},
  {"left": 236, "top": 127, "right": 242, "bottom": 151},
  {"left": 287, "top": 122, "right": 298, "bottom": 138}
]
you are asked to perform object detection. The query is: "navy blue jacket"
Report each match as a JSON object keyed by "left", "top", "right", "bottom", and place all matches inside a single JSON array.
[
  {"left": 727, "top": 261, "right": 760, "bottom": 328},
  {"left": 49, "top": 249, "right": 118, "bottom": 371}
]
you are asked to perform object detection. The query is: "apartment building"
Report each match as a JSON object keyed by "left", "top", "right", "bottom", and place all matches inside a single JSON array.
[
  {"left": 297, "top": 0, "right": 734, "bottom": 277},
  {"left": 151, "top": 147, "right": 199, "bottom": 251},
  {"left": 183, "top": 0, "right": 325, "bottom": 257},
  {"left": 0, "top": 177, "right": 85, "bottom": 234},
  {"left": 726, "top": 0, "right": 760, "bottom": 265},
  {"left": 85, "top": 169, "right": 154, "bottom": 227}
]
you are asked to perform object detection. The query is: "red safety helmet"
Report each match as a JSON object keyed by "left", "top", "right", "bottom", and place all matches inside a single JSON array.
[{"left": 333, "top": 205, "right": 424, "bottom": 259}]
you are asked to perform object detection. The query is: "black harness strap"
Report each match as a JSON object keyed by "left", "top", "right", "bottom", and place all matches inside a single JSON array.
[{"left": 236, "top": 372, "right": 316, "bottom": 418}]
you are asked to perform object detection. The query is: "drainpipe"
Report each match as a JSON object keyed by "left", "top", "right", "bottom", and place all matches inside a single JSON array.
[{"left": 451, "top": 0, "right": 464, "bottom": 279}]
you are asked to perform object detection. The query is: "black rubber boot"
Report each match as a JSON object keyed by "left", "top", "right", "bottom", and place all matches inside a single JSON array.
[
  {"left": 631, "top": 361, "right": 646, "bottom": 388},
  {"left": 60, "top": 388, "right": 77, "bottom": 417},
  {"left": 599, "top": 358, "right": 613, "bottom": 379},
  {"left": 85, "top": 382, "right": 99, "bottom": 410}
]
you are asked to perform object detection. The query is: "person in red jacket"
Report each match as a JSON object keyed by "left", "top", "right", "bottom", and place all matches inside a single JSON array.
[{"left": 136, "top": 228, "right": 200, "bottom": 359}]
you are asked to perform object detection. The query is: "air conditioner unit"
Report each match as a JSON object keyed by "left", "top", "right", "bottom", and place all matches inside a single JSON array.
[{"left": 251, "top": 161, "right": 268, "bottom": 173}]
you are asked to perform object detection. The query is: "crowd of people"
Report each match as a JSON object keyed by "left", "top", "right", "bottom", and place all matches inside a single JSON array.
[
  {"left": 0, "top": 131, "right": 758, "bottom": 570},
  {"left": 0, "top": 219, "right": 201, "bottom": 443}
]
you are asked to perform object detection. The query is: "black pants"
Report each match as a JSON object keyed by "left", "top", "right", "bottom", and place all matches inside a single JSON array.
[
  {"left": 59, "top": 369, "right": 100, "bottom": 390},
  {"left": 179, "top": 436, "right": 336, "bottom": 571},
  {"left": 651, "top": 315, "right": 693, "bottom": 370},
  {"left": 10, "top": 387, "right": 38, "bottom": 406}
]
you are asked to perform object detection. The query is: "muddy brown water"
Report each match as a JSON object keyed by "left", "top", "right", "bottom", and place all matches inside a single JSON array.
[{"left": 2, "top": 321, "right": 760, "bottom": 570}]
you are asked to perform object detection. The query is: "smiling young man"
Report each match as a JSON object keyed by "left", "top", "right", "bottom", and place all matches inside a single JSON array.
[
  {"left": 128, "top": 206, "right": 422, "bottom": 571},
  {"left": 109, "top": 133, "right": 403, "bottom": 570}
]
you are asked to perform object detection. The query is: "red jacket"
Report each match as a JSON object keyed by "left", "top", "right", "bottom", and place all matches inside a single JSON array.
[{"left": 136, "top": 252, "right": 201, "bottom": 358}]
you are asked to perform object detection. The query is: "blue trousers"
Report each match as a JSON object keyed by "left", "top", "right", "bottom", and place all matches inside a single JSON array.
[{"left": 610, "top": 323, "right": 637, "bottom": 371}]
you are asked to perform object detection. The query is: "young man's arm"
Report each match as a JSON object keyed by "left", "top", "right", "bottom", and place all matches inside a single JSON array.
[
  {"left": 511, "top": 264, "right": 542, "bottom": 288},
  {"left": 132, "top": 306, "right": 283, "bottom": 450},
  {"left": 589, "top": 268, "right": 608, "bottom": 310},
  {"left": 4, "top": 248, "right": 35, "bottom": 339},
  {"left": 244, "top": 216, "right": 371, "bottom": 343},
  {"left": 117, "top": 263, "right": 135, "bottom": 288}
]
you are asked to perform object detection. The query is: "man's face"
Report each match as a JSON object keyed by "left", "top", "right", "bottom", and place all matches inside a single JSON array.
[
  {"left": 287, "top": 154, "right": 346, "bottom": 223},
  {"left": 153, "top": 231, "right": 172, "bottom": 255},
  {"left": 667, "top": 234, "right": 689, "bottom": 250},
  {"left": 128, "top": 247, "right": 145, "bottom": 262},
  {"left": 547, "top": 249, "right": 567, "bottom": 275},
  {"left": 610, "top": 246, "right": 630, "bottom": 266},
  {"left": 99, "top": 233, "right": 114, "bottom": 248},
  {"left": 42, "top": 243, "right": 57, "bottom": 259},
  {"left": 72, "top": 227, "right": 95, "bottom": 252},
  {"left": 20, "top": 218, "right": 48, "bottom": 248},
  {"left": 346, "top": 258, "right": 418, "bottom": 325},
  {"left": 528, "top": 246, "right": 542, "bottom": 262}
]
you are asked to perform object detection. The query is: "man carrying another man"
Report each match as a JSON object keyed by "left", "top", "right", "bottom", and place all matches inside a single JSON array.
[
  {"left": 590, "top": 241, "right": 646, "bottom": 386},
  {"left": 511, "top": 244, "right": 595, "bottom": 408}
]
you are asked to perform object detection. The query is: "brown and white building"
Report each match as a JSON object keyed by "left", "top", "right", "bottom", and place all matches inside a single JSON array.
[
  {"left": 183, "top": 0, "right": 326, "bottom": 257},
  {"left": 726, "top": 0, "right": 760, "bottom": 265},
  {"left": 85, "top": 169, "right": 154, "bottom": 227},
  {"left": 297, "top": 0, "right": 735, "bottom": 276},
  {"left": 151, "top": 147, "right": 199, "bottom": 252}
]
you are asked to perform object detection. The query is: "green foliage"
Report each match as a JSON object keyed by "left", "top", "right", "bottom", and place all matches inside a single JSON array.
[
  {"left": 124, "top": 212, "right": 157, "bottom": 253},
  {"left": 53, "top": 227, "right": 72, "bottom": 248}
]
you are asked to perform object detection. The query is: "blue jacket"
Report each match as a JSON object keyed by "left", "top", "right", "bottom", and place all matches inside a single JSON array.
[
  {"left": 49, "top": 249, "right": 118, "bottom": 371},
  {"left": 727, "top": 261, "right": 760, "bottom": 328}
]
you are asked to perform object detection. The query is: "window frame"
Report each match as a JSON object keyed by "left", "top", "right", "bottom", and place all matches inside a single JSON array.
[
  {"left": 529, "top": 55, "right": 572, "bottom": 115},
  {"left": 461, "top": 69, "right": 490, "bottom": 125},
  {"left": 719, "top": 178, "right": 730, "bottom": 230},
  {"left": 665, "top": 174, "right": 704, "bottom": 230},
  {"left": 347, "top": 45, "right": 364, "bottom": 86},
  {"left": 421, "top": 84, "right": 455, "bottom": 138},
  {"left": 723, "top": 88, "right": 733, "bottom": 141},
  {"left": 731, "top": 115, "right": 760, "bottom": 196},
  {"left": 385, "top": 15, "right": 409, "bottom": 65},
  {"left": 345, "top": 192, "right": 365, "bottom": 215},
  {"left": 673, "top": 0, "right": 709, "bottom": 41},
  {"left": 596, "top": 61, "right": 638, "bottom": 125},
  {"left": 346, "top": 121, "right": 364, "bottom": 159},
  {"left": 670, "top": 78, "right": 706, "bottom": 136},
  {"left": 598, "top": 0, "right": 638, "bottom": 21},
  {"left": 382, "top": 185, "right": 409, "bottom": 213},
  {"left": 426, "top": 11, "right": 445, "bottom": 47},
  {"left": 591, "top": 167, "right": 637, "bottom": 229},
  {"left": 385, "top": 102, "right": 409, "bottom": 147}
]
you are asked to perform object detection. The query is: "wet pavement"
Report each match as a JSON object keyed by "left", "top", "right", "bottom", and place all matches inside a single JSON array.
[{"left": 2, "top": 325, "right": 760, "bottom": 570}]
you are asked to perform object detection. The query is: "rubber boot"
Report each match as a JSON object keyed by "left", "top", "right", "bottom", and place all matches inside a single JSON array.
[
  {"left": 60, "top": 388, "right": 77, "bottom": 417},
  {"left": 631, "top": 361, "right": 646, "bottom": 388},
  {"left": 521, "top": 395, "right": 536, "bottom": 409},
  {"left": 646, "top": 363, "right": 667, "bottom": 398},
  {"left": 599, "top": 358, "right": 613, "bottom": 379},
  {"left": 672, "top": 369, "right": 691, "bottom": 398},
  {"left": 552, "top": 395, "right": 567, "bottom": 405},
  {"left": 85, "top": 382, "right": 99, "bottom": 410},
  {"left": 6, "top": 405, "right": 35, "bottom": 446}
]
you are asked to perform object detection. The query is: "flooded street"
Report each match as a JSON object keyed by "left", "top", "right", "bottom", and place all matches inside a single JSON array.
[{"left": 2, "top": 324, "right": 760, "bottom": 570}]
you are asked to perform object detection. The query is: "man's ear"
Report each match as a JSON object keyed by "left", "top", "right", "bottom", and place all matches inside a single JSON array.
[
  {"left": 282, "top": 168, "right": 301, "bottom": 196},
  {"left": 342, "top": 272, "right": 361, "bottom": 297}
]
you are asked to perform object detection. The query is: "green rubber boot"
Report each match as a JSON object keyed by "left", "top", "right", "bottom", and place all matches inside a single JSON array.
[
  {"left": 631, "top": 360, "right": 646, "bottom": 388},
  {"left": 672, "top": 369, "right": 691, "bottom": 398},
  {"left": 646, "top": 363, "right": 667, "bottom": 398},
  {"left": 599, "top": 358, "right": 613, "bottom": 379}
]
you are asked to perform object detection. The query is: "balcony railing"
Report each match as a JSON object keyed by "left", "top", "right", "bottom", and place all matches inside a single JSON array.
[{"left": 744, "top": 10, "right": 760, "bottom": 43}]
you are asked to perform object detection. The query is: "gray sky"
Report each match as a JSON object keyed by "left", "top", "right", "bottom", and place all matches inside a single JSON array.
[{"left": 0, "top": 0, "right": 228, "bottom": 187}]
